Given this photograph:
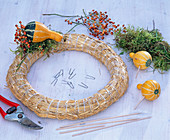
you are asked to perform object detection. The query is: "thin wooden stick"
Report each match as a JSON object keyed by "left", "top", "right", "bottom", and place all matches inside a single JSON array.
[
  {"left": 134, "top": 97, "right": 145, "bottom": 110},
  {"left": 72, "top": 117, "right": 151, "bottom": 137},
  {"left": 59, "top": 125, "right": 105, "bottom": 134},
  {"left": 59, "top": 117, "right": 144, "bottom": 134},
  {"left": 58, "top": 112, "right": 141, "bottom": 129},
  {"left": 136, "top": 66, "right": 141, "bottom": 78}
]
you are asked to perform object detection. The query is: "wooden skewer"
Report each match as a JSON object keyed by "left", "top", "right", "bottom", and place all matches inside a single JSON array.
[
  {"left": 72, "top": 116, "right": 151, "bottom": 137},
  {"left": 58, "top": 118, "right": 143, "bottom": 131},
  {"left": 134, "top": 97, "right": 145, "bottom": 110},
  {"left": 58, "top": 112, "right": 141, "bottom": 129},
  {"left": 59, "top": 117, "right": 144, "bottom": 134},
  {"left": 135, "top": 66, "right": 141, "bottom": 79},
  {"left": 59, "top": 125, "right": 105, "bottom": 134}
]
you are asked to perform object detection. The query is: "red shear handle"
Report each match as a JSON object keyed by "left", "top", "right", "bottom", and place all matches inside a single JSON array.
[
  {"left": 0, "top": 95, "right": 19, "bottom": 107},
  {"left": 0, "top": 107, "right": 7, "bottom": 118}
]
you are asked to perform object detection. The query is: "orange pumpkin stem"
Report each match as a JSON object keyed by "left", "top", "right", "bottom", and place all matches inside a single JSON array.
[
  {"left": 50, "top": 31, "right": 63, "bottom": 42},
  {"left": 137, "top": 84, "right": 142, "bottom": 90},
  {"left": 129, "top": 52, "right": 134, "bottom": 59}
]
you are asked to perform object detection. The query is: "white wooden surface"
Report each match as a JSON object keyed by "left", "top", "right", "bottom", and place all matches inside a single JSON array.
[{"left": 0, "top": 0, "right": 170, "bottom": 140}]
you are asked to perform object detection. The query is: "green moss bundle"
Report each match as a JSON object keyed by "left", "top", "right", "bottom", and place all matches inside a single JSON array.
[{"left": 114, "top": 25, "right": 170, "bottom": 72}]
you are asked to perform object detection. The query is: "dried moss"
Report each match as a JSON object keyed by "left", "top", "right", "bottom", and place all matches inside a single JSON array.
[{"left": 114, "top": 25, "right": 170, "bottom": 72}]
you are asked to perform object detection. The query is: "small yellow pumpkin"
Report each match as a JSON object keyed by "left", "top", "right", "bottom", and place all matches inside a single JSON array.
[
  {"left": 25, "top": 21, "right": 63, "bottom": 43},
  {"left": 137, "top": 80, "right": 161, "bottom": 101},
  {"left": 129, "top": 51, "right": 152, "bottom": 69}
]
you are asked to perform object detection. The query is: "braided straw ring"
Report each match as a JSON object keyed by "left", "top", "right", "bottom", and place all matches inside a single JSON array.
[{"left": 6, "top": 34, "right": 129, "bottom": 120}]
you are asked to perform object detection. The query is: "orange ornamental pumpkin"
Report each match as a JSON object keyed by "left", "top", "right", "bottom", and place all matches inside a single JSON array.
[
  {"left": 25, "top": 21, "right": 63, "bottom": 43},
  {"left": 129, "top": 51, "right": 152, "bottom": 70},
  {"left": 137, "top": 80, "right": 161, "bottom": 101}
]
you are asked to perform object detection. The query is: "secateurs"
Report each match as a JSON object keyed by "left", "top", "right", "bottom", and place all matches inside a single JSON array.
[{"left": 0, "top": 95, "right": 43, "bottom": 130}]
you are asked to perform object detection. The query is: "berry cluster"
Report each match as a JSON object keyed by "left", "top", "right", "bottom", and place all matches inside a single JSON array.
[
  {"left": 14, "top": 21, "right": 46, "bottom": 54},
  {"left": 13, "top": 21, "right": 59, "bottom": 70},
  {"left": 14, "top": 21, "right": 31, "bottom": 52},
  {"left": 65, "top": 10, "right": 126, "bottom": 40}
]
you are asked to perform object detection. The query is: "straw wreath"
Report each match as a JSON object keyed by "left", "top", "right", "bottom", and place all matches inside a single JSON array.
[{"left": 6, "top": 34, "right": 129, "bottom": 120}]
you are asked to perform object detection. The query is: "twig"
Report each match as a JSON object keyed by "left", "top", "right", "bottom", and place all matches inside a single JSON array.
[
  {"left": 72, "top": 117, "right": 151, "bottom": 137},
  {"left": 159, "top": 54, "right": 170, "bottom": 60},
  {"left": 153, "top": 20, "right": 155, "bottom": 30},
  {"left": 66, "top": 24, "right": 78, "bottom": 34},
  {"left": 42, "top": 13, "right": 79, "bottom": 17},
  {"left": 9, "top": 42, "right": 17, "bottom": 45},
  {"left": 82, "top": 9, "right": 87, "bottom": 18},
  {"left": 58, "top": 112, "right": 141, "bottom": 129},
  {"left": 16, "top": 54, "right": 27, "bottom": 71}
]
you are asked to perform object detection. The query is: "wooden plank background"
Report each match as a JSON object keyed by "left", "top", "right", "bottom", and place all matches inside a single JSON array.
[{"left": 0, "top": 0, "right": 169, "bottom": 140}]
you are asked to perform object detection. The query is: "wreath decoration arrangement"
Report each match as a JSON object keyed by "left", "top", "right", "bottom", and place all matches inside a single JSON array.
[{"left": 7, "top": 9, "right": 169, "bottom": 120}]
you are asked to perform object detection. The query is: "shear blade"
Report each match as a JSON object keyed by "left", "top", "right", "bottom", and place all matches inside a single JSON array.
[{"left": 19, "top": 117, "right": 43, "bottom": 130}]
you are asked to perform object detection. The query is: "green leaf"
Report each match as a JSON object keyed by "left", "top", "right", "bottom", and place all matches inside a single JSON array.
[{"left": 119, "top": 52, "right": 124, "bottom": 55}]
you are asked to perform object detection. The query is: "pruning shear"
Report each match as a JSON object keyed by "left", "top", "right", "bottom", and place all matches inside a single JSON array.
[{"left": 0, "top": 95, "right": 43, "bottom": 130}]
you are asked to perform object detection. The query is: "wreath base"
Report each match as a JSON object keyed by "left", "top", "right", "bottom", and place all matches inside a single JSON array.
[{"left": 6, "top": 34, "right": 129, "bottom": 120}]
